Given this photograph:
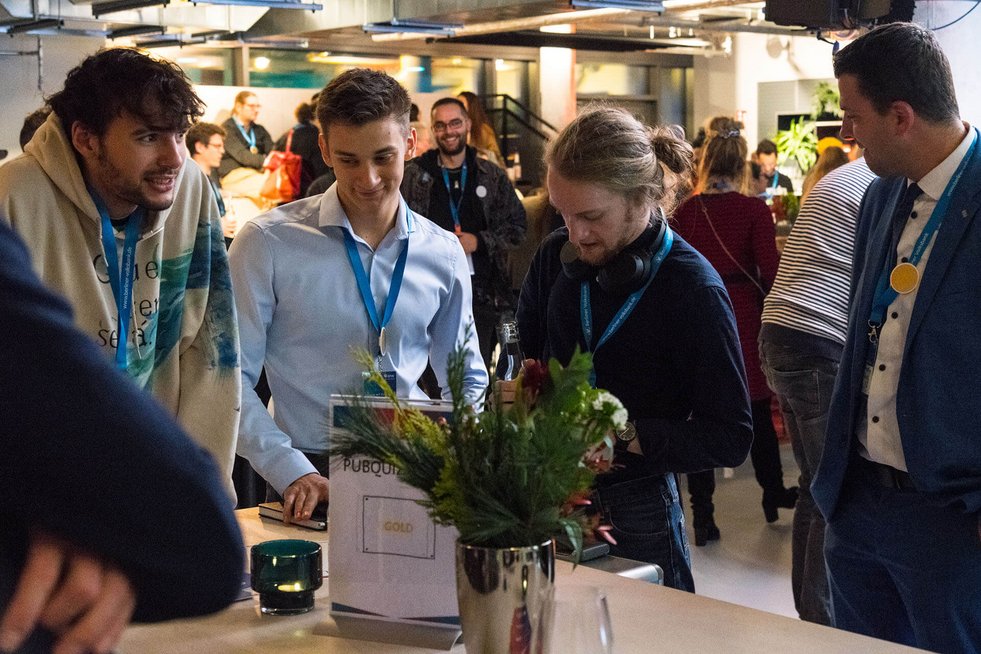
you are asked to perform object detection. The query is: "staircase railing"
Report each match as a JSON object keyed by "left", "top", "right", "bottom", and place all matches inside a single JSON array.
[{"left": 482, "top": 94, "right": 558, "bottom": 191}]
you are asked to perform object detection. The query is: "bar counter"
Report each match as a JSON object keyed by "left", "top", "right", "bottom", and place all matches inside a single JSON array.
[{"left": 118, "top": 509, "right": 925, "bottom": 653}]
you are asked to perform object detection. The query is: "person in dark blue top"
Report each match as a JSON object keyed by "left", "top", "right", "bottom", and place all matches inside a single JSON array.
[
  {"left": 0, "top": 221, "right": 244, "bottom": 654},
  {"left": 517, "top": 107, "right": 752, "bottom": 592}
]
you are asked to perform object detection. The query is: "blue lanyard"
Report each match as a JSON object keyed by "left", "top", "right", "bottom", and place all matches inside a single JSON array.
[
  {"left": 342, "top": 206, "right": 413, "bottom": 357},
  {"left": 867, "top": 133, "right": 976, "bottom": 343},
  {"left": 92, "top": 192, "right": 144, "bottom": 371},
  {"left": 580, "top": 226, "right": 674, "bottom": 385},
  {"left": 208, "top": 177, "right": 225, "bottom": 217},
  {"left": 234, "top": 118, "right": 256, "bottom": 150},
  {"left": 440, "top": 162, "right": 467, "bottom": 235}
]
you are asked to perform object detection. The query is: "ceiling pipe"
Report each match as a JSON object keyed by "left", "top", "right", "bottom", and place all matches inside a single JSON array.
[{"left": 371, "top": 7, "right": 632, "bottom": 41}]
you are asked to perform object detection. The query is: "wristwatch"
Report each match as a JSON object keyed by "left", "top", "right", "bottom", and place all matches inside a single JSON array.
[{"left": 615, "top": 421, "right": 637, "bottom": 443}]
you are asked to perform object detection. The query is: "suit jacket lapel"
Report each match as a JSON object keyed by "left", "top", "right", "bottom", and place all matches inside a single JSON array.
[{"left": 906, "top": 132, "right": 981, "bottom": 345}]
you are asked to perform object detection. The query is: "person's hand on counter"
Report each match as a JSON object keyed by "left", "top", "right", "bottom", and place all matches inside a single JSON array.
[{"left": 282, "top": 473, "right": 329, "bottom": 525}]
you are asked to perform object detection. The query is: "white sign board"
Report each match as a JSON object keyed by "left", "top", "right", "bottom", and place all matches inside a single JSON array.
[{"left": 327, "top": 395, "right": 460, "bottom": 630}]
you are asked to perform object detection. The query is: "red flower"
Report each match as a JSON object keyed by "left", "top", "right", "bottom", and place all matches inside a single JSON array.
[{"left": 521, "top": 359, "right": 550, "bottom": 403}]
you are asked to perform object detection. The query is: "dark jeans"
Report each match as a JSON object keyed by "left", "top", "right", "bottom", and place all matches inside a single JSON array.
[
  {"left": 759, "top": 337, "right": 839, "bottom": 625},
  {"left": 825, "top": 455, "right": 981, "bottom": 652},
  {"left": 593, "top": 474, "right": 694, "bottom": 592}
]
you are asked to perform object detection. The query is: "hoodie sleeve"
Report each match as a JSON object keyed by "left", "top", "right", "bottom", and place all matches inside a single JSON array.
[{"left": 174, "top": 189, "right": 242, "bottom": 496}]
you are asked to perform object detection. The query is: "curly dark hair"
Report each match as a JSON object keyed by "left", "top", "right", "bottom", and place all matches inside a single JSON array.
[{"left": 47, "top": 48, "right": 204, "bottom": 137}]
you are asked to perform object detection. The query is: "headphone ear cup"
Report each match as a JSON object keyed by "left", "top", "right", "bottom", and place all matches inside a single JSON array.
[
  {"left": 596, "top": 252, "right": 649, "bottom": 294},
  {"left": 560, "top": 240, "right": 594, "bottom": 281}
]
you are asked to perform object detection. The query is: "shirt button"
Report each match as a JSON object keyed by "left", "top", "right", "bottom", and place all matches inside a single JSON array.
[
  {"left": 910, "top": 211, "right": 918, "bottom": 219},
  {"left": 901, "top": 257, "right": 909, "bottom": 263},
  {"left": 891, "top": 312, "right": 899, "bottom": 319},
  {"left": 872, "top": 416, "right": 880, "bottom": 423},
  {"left": 879, "top": 364, "right": 886, "bottom": 371}
]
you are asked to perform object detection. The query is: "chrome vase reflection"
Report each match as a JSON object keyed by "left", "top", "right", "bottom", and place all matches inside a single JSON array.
[{"left": 455, "top": 540, "right": 555, "bottom": 654}]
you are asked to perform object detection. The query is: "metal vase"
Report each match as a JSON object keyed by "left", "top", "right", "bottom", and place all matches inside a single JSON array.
[{"left": 455, "top": 539, "right": 555, "bottom": 654}]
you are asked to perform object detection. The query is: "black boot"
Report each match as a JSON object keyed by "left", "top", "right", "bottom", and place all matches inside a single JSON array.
[
  {"left": 762, "top": 486, "right": 799, "bottom": 523},
  {"left": 688, "top": 470, "right": 721, "bottom": 546},
  {"left": 693, "top": 515, "right": 721, "bottom": 547}
]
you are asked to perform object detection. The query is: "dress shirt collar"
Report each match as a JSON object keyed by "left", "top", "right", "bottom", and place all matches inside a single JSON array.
[
  {"left": 317, "top": 184, "right": 415, "bottom": 242},
  {"left": 912, "top": 122, "right": 975, "bottom": 201}
]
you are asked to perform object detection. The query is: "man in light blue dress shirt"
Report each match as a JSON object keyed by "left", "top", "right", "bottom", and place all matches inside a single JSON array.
[{"left": 228, "top": 69, "right": 488, "bottom": 524}]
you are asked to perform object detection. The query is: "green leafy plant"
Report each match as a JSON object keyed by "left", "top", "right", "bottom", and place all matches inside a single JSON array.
[
  {"left": 328, "top": 346, "right": 625, "bottom": 555},
  {"left": 775, "top": 118, "right": 818, "bottom": 175},
  {"left": 811, "top": 81, "right": 842, "bottom": 119}
]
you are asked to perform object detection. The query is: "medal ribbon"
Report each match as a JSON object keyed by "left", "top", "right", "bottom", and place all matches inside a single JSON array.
[
  {"left": 580, "top": 225, "right": 674, "bottom": 386},
  {"left": 440, "top": 162, "right": 467, "bottom": 235},
  {"left": 92, "top": 191, "right": 144, "bottom": 371},
  {"left": 234, "top": 118, "right": 257, "bottom": 151},
  {"left": 342, "top": 203, "right": 413, "bottom": 357},
  {"left": 867, "top": 132, "right": 977, "bottom": 346}
]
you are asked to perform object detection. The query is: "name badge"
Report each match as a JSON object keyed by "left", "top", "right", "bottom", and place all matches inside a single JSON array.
[{"left": 363, "top": 369, "right": 397, "bottom": 397}]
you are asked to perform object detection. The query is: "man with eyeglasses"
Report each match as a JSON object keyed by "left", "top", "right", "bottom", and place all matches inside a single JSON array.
[
  {"left": 402, "top": 97, "right": 526, "bottom": 369},
  {"left": 219, "top": 91, "right": 274, "bottom": 204}
]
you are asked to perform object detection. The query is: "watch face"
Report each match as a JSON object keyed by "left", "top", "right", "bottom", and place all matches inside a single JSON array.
[{"left": 616, "top": 421, "right": 637, "bottom": 442}]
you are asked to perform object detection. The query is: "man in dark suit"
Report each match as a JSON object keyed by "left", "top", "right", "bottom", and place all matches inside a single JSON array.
[{"left": 813, "top": 21, "right": 981, "bottom": 652}]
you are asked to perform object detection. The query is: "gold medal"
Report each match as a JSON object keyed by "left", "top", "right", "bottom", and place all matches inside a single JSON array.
[
  {"left": 890, "top": 262, "right": 920, "bottom": 294},
  {"left": 378, "top": 327, "right": 387, "bottom": 357},
  {"left": 250, "top": 146, "right": 258, "bottom": 154}
]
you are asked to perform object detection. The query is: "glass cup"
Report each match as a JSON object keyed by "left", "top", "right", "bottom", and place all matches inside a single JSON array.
[
  {"left": 250, "top": 539, "right": 323, "bottom": 615},
  {"left": 538, "top": 585, "right": 613, "bottom": 654}
]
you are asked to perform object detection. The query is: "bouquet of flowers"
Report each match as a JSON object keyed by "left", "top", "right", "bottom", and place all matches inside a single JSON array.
[{"left": 328, "top": 345, "right": 626, "bottom": 556}]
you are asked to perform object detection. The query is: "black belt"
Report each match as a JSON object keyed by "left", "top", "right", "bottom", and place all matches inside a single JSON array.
[{"left": 855, "top": 455, "right": 917, "bottom": 491}]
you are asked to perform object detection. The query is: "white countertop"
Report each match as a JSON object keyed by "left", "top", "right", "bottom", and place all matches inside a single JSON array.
[{"left": 118, "top": 509, "right": 924, "bottom": 653}]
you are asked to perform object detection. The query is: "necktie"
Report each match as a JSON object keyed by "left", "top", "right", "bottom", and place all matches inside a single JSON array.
[{"left": 889, "top": 182, "right": 922, "bottom": 251}]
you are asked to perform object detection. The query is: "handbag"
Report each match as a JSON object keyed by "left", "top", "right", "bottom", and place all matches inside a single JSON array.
[{"left": 261, "top": 129, "right": 303, "bottom": 202}]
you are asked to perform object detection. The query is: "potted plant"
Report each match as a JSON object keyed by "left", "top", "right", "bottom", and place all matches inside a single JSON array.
[
  {"left": 774, "top": 118, "right": 818, "bottom": 177},
  {"left": 329, "top": 346, "right": 626, "bottom": 654}
]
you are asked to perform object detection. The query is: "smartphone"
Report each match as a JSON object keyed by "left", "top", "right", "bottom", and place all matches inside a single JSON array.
[
  {"left": 257, "top": 501, "right": 327, "bottom": 531},
  {"left": 555, "top": 540, "right": 610, "bottom": 563}
]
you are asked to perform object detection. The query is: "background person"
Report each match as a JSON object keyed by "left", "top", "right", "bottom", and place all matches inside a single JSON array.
[
  {"left": 801, "top": 144, "right": 849, "bottom": 203},
  {"left": 674, "top": 117, "right": 794, "bottom": 545},
  {"left": 219, "top": 91, "right": 273, "bottom": 200},
  {"left": 754, "top": 138, "right": 794, "bottom": 195},
  {"left": 457, "top": 91, "right": 504, "bottom": 168},
  {"left": 402, "top": 97, "right": 526, "bottom": 369},
  {"left": 516, "top": 106, "right": 753, "bottom": 590},
  {"left": 759, "top": 157, "right": 876, "bottom": 625},
  {"left": 274, "top": 101, "right": 329, "bottom": 199},
  {"left": 0, "top": 221, "right": 243, "bottom": 654}
]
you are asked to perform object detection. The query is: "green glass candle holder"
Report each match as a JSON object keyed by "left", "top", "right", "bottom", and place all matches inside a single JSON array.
[{"left": 250, "top": 539, "right": 323, "bottom": 615}]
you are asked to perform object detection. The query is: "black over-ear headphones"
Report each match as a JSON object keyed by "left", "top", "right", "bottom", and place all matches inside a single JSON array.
[{"left": 561, "top": 215, "right": 668, "bottom": 295}]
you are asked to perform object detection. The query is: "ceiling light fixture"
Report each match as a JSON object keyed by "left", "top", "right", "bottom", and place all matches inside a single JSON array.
[
  {"left": 92, "top": 0, "right": 169, "bottom": 18},
  {"left": 570, "top": 0, "right": 664, "bottom": 11},
  {"left": 108, "top": 24, "right": 165, "bottom": 38},
  {"left": 363, "top": 18, "right": 461, "bottom": 36},
  {"left": 193, "top": 0, "right": 322, "bottom": 10},
  {"left": 369, "top": 8, "right": 627, "bottom": 42},
  {"left": 2, "top": 18, "right": 63, "bottom": 34}
]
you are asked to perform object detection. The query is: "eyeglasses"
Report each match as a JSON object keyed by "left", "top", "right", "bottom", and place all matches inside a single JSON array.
[
  {"left": 433, "top": 118, "right": 465, "bottom": 133},
  {"left": 244, "top": 103, "right": 261, "bottom": 110},
  {"left": 207, "top": 140, "right": 224, "bottom": 150}
]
